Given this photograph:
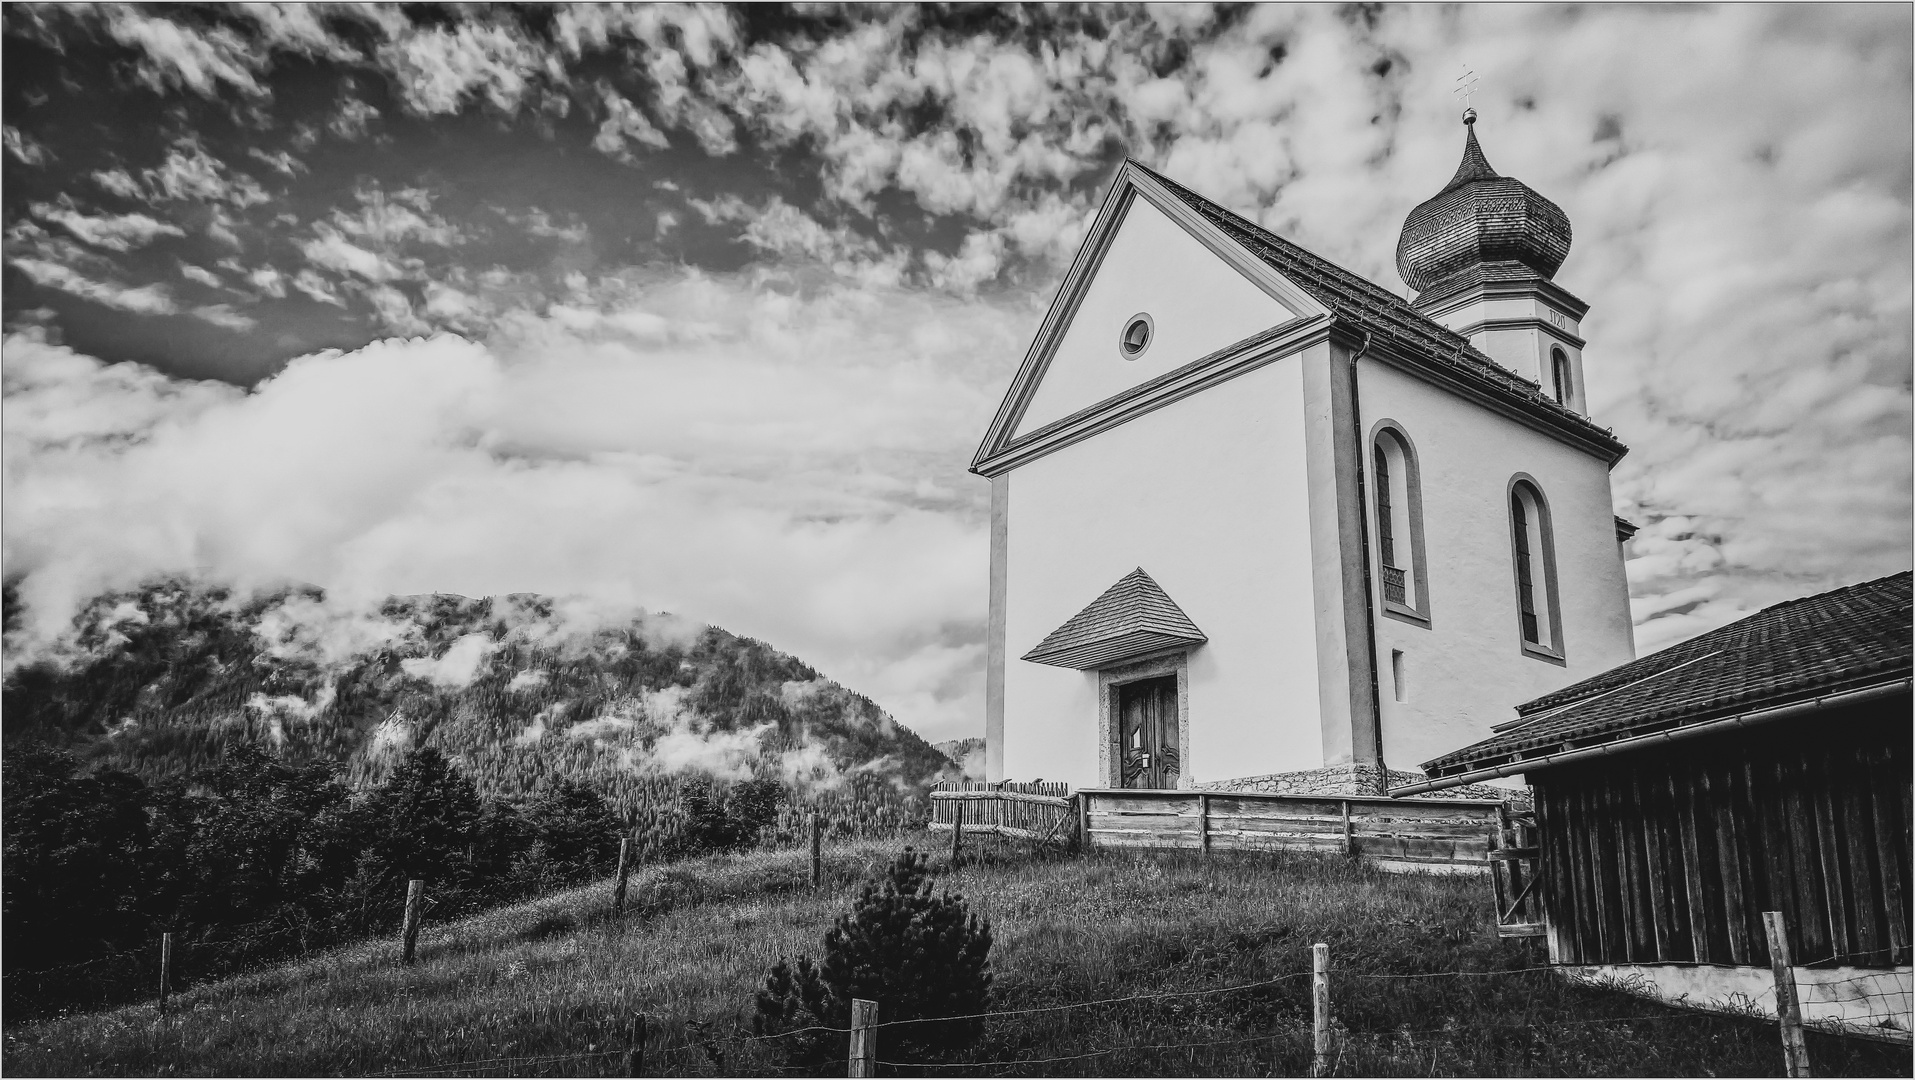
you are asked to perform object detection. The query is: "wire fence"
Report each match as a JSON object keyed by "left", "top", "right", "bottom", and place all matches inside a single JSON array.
[
  {"left": 10, "top": 823, "right": 1909, "bottom": 1078},
  {"left": 339, "top": 960, "right": 1906, "bottom": 1077},
  {"left": 331, "top": 947, "right": 1907, "bottom": 1077},
  {"left": 4, "top": 809, "right": 994, "bottom": 1020}
]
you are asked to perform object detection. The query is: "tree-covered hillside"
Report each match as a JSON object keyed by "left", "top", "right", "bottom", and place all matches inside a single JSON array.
[{"left": 2, "top": 579, "right": 959, "bottom": 814}]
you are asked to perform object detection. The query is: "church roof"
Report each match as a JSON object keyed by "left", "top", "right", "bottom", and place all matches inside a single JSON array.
[
  {"left": 1132, "top": 163, "right": 1623, "bottom": 460},
  {"left": 1421, "top": 572, "right": 1913, "bottom": 780},
  {"left": 1021, "top": 568, "right": 1207, "bottom": 670}
]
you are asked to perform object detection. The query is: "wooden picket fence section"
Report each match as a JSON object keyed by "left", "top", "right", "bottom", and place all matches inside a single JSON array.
[
  {"left": 929, "top": 780, "right": 1073, "bottom": 842},
  {"left": 1080, "top": 789, "right": 1505, "bottom": 869}
]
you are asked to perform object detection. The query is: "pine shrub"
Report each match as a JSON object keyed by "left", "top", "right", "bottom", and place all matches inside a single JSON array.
[{"left": 754, "top": 848, "right": 992, "bottom": 1073}]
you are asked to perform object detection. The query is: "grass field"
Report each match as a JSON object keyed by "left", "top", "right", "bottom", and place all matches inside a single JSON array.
[{"left": 5, "top": 836, "right": 1908, "bottom": 1077}]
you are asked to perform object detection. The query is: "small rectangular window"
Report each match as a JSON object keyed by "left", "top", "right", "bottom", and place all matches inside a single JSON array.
[{"left": 1391, "top": 649, "right": 1406, "bottom": 702}]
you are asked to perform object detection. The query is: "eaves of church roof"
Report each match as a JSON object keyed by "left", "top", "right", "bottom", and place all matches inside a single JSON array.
[
  {"left": 1420, "top": 571, "right": 1913, "bottom": 781},
  {"left": 1130, "top": 162, "right": 1626, "bottom": 462}
]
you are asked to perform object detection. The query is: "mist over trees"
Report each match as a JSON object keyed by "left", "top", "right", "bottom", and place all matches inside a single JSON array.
[{"left": 1, "top": 578, "right": 968, "bottom": 1015}]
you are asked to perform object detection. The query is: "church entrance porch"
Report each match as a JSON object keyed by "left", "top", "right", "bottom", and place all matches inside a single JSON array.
[{"left": 1117, "top": 674, "right": 1179, "bottom": 788}]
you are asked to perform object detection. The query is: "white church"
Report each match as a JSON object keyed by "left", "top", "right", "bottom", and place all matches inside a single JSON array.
[{"left": 972, "top": 112, "right": 1638, "bottom": 796}]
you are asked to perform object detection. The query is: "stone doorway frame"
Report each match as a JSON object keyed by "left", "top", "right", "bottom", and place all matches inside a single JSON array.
[{"left": 1097, "top": 650, "right": 1193, "bottom": 789}]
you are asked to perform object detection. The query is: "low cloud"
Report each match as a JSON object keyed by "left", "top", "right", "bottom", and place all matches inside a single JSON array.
[
  {"left": 0, "top": 269, "right": 1015, "bottom": 739},
  {"left": 399, "top": 632, "right": 498, "bottom": 688}
]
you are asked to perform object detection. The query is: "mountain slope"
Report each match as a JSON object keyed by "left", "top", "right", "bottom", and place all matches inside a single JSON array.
[{"left": 2, "top": 580, "right": 957, "bottom": 811}]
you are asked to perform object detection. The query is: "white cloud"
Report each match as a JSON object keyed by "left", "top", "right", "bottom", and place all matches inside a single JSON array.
[
  {"left": 376, "top": 21, "right": 550, "bottom": 116},
  {"left": 246, "top": 147, "right": 306, "bottom": 176},
  {"left": 191, "top": 304, "right": 256, "bottom": 331},
  {"left": 329, "top": 96, "right": 381, "bottom": 140},
  {"left": 103, "top": 7, "right": 267, "bottom": 98},
  {"left": 300, "top": 225, "right": 406, "bottom": 282},
  {"left": 0, "top": 268, "right": 1021, "bottom": 739},
  {"left": 4, "top": 126, "right": 50, "bottom": 166},
  {"left": 592, "top": 83, "right": 670, "bottom": 161},
  {"left": 92, "top": 168, "right": 144, "bottom": 200},
  {"left": 7, "top": 258, "right": 178, "bottom": 314},
  {"left": 32, "top": 202, "right": 186, "bottom": 251},
  {"left": 292, "top": 268, "right": 345, "bottom": 306},
  {"left": 399, "top": 632, "right": 497, "bottom": 688},
  {"left": 245, "top": 265, "right": 288, "bottom": 298},
  {"left": 142, "top": 145, "right": 271, "bottom": 207},
  {"left": 179, "top": 263, "right": 223, "bottom": 288}
]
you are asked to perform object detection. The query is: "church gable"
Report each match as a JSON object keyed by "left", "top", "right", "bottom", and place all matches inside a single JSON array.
[{"left": 977, "top": 163, "right": 1327, "bottom": 457}]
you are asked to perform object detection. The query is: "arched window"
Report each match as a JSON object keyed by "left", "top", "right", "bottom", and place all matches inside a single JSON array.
[
  {"left": 1371, "top": 423, "right": 1430, "bottom": 624},
  {"left": 1550, "top": 347, "right": 1572, "bottom": 406},
  {"left": 1509, "top": 477, "right": 1564, "bottom": 659}
]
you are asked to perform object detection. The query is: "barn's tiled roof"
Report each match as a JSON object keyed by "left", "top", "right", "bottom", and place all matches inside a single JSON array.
[
  {"left": 1423, "top": 572, "right": 1914, "bottom": 777},
  {"left": 1135, "top": 163, "right": 1625, "bottom": 460},
  {"left": 1022, "top": 568, "right": 1206, "bottom": 670}
]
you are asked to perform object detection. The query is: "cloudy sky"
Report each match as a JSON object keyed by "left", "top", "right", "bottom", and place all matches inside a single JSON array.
[{"left": 4, "top": 3, "right": 1910, "bottom": 743}]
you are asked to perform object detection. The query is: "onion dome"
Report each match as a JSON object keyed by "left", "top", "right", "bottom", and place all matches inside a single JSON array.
[{"left": 1396, "top": 111, "right": 1572, "bottom": 296}]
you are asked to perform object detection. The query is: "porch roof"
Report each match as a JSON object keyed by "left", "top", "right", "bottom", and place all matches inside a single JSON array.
[{"left": 1021, "top": 567, "right": 1207, "bottom": 670}]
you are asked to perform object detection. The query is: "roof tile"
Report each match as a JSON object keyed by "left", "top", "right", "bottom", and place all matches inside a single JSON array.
[
  {"left": 1022, "top": 568, "right": 1206, "bottom": 669},
  {"left": 1424, "top": 572, "right": 1913, "bottom": 775},
  {"left": 1134, "top": 162, "right": 1623, "bottom": 458}
]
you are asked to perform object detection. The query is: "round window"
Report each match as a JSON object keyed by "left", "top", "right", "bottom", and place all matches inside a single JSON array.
[{"left": 1119, "top": 313, "right": 1154, "bottom": 360}]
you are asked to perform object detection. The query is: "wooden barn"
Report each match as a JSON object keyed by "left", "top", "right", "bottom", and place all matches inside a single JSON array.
[{"left": 1396, "top": 572, "right": 1912, "bottom": 1042}]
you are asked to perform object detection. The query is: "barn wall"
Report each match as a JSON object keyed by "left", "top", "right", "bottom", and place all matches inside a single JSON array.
[{"left": 1533, "top": 700, "right": 1912, "bottom": 969}]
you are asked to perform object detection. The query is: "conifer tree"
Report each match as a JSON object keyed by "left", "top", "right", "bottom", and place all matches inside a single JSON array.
[
  {"left": 755, "top": 849, "right": 991, "bottom": 1072},
  {"left": 366, "top": 746, "right": 483, "bottom": 881}
]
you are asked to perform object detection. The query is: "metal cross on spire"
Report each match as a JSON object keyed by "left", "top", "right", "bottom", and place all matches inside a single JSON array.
[{"left": 1453, "top": 68, "right": 1480, "bottom": 119}]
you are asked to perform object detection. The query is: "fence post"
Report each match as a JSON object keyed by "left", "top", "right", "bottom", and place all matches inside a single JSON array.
[
  {"left": 1076, "top": 792, "right": 1090, "bottom": 853},
  {"left": 614, "top": 835, "right": 633, "bottom": 915},
  {"left": 1763, "top": 911, "right": 1812, "bottom": 1078},
  {"left": 848, "top": 998, "right": 877, "bottom": 1078},
  {"left": 402, "top": 879, "right": 425, "bottom": 965},
  {"left": 158, "top": 932, "right": 174, "bottom": 1009},
  {"left": 950, "top": 801, "right": 963, "bottom": 867},
  {"left": 627, "top": 1013, "right": 646, "bottom": 1077},
  {"left": 810, "top": 810, "right": 823, "bottom": 889},
  {"left": 1311, "top": 942, "right": 1331, "bottom": 1078}
]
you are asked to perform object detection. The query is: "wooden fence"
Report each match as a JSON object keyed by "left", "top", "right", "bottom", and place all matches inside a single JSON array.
[
  {"left": 931, "top": 783, "right": 1508, "bottom": 869},
  {"left": 929, "top": 780, "right": 1074, "bottom": 842},
  {"left": 1081, "top": 789, "right": 1502, "bottom": 868}
]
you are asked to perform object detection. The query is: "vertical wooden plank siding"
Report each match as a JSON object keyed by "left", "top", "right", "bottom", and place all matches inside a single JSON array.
[
  {"left": 1865, "top": 739, "right": 1911, "bottom": 962},
  {"left": 1707, "top": 758, "right": 1752, "bottom": 964},
  {"left": 1778, "top": 755, "right": 1830, "bottom": 964},
  {"left": 1809, "top": 747, "right": 1854, "bottom": 961},
  {"left": 1590, "top": 782, "right": 1626, "bottom": 961},
  {"left": 1635, "top": 769, "right": 1674, "bottom": 960},
  {"left": 1532, "top": 701, "right": 1909, "bottom": 968},
  {"left": 1747, "top": 755, "right": 1794, "bottom": 965},
  {"left": 1838, "top": 739, "right": 1884, "bottom": 964},
  {"left": 1613, "top": 779, "right": 1649, "bottom": 961},
  {"left": 1673, "top": 768, "right": 1714, "bottom": 963}
]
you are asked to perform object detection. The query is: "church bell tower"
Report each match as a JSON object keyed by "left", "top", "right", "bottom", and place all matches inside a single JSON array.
[{"left": 1397, "top": 109, "right": 1589, "bottom": 413}]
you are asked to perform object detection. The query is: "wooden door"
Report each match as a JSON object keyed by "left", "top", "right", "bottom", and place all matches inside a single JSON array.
[{"left": 1118, "top": 675, "right": 1179, "bottom": 789}]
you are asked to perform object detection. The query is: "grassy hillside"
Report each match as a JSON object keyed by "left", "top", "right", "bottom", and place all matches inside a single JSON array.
[
  {"left": 7, "top": 840, "right": 1905, "bottom": 1078},
  {"left": 2, "top": 580, "right": 957, "bottom": 819}
]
